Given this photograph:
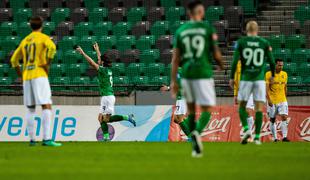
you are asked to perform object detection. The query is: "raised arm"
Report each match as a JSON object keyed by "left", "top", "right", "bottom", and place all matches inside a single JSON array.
[
  {"left": 76, "top": 46, "right": 99, "bottom": 70},
  {"left": 93, "top": 42, "right": 102, "bottom": 62}
]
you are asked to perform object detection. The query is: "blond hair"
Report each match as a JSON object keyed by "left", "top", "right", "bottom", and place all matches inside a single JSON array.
[{"left": 246, "top": 21, "right": 259, "bottom": 33}]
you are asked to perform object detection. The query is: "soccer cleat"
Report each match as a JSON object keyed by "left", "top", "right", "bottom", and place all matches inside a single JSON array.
[
  {"left": 29, "top": 140, "right": 36, "bottom": 146},
  {"left": 282, "top": 137, "right": 290, "bottom": 142},
  {"left": 241, "top": 130, "right": 251, "bottom": 145},
  {"left": 42, "top": 140, "right": 62, "bottom": 147},
  {"left": 254, "top": 138, "right": 262, "bottom": 145},
  {"left": 191, "top": 130, "right": 203, "bottom": 158},
  {"left": 128, "top": 114, "right": 136, "bottom": 127},
  {"left": 274, "top": 139, "right": 279, "bottom": 142}
]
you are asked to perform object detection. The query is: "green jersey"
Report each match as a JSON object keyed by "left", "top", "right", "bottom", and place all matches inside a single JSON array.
[
  {"left": 176, "top": 67, "right": 183, "bottom": 100},
  {"left": 97, "top": 66, "right": 114, "bottom": 96},
  {"left": 174, "top": 21, "right": 218, "bottom": 79},
  {"left": 230, "top": 36, "right": 275, "bottom": 81}
]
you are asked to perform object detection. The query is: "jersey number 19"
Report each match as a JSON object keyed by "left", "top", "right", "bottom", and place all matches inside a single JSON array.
[{"left": 182, "top": 35, "right": 205, "bottom": 59}]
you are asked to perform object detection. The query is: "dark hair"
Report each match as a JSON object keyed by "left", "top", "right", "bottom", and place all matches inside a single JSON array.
[
  {"left": 101, "top": 54, "right": 112, "bottom": 67},
  {"left": 275, "top": 58, "right": 283, "bottom": 63},
  {"left": 30, "top": 16, "right": 43, "bottom": 30},
  {"left": 187, "top": 0, "right": 203, "bottom": 13}
]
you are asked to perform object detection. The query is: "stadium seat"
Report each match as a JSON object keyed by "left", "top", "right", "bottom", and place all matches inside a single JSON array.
[
  {"left": 269, "top": 34, "right": 285, "bottom": 49},
  {"left": 148, "top": 7, "right": 164, "bottom": 23},
  {"left": 78, "top": 36, "right": 97, "bottom": 52},
  {"left": 51, "top": 8, "right": 70, "bottom": 26},
  {"left": 9, "top": 0, "right": 26, "bottom": 11},
  {"left": 213, "top": 20, "right": 229, "bottom": 44},
  {"left": 112, "top": 22, "right": 131, "bottom": 36},
  {"left": 156, "top": 35, "right": 172, "bottom": 52},
  {"left": 105, "top": 49, "right": 120, "bottom": 61},
  {"left": 0, "top": 77, "right": 13, "bottom": 92},
  {"left": 206, "top": 6, "right": 224, "bottom": 24},
  {"left": 0, "top": 36, "right": 20, "bottom": 56},
  {"left": 112, "top": 63, "right": 126, "bottom": 76},
  {"left": 65, "top": 0, "right": 81, "bottom": 10},
  {"left": 97, "top": 35, "right": 116, "bottom": 52},
  {"left": 51, "top": 77, "right": 70, "bottom": 91},
  {"left": 0, "top": 8, "right": 12, "bottom": 23},
  {"left": 160, "top": 49, "right": 172, "bottom": 64},
  {"left": 286, "top": 34, "right": 305, "bottom": 50},
  {"left": 165, "top": 63, "right": 171, "bottom": 76},
  {"left": 17, "top": 22, "right": 31, "bottom": 38},
  {"left": 150, "top": 21, "right": 169, "bottom": 39},
  {"left": 298, "top": 62, "right": 310, "bottom": 77},
  {"left": 89, "top": 8, "right": 108, "bottom": 24},
  {"left": 224, "top": 6, "right": 243, "bottom": 29},
  {"left": 29, "top": 0, "right": 45, "bottom": 11},
  {"left": 63, "top": 50, "right": 82, "bottom": 64},
  {"left": 294, "top": 6, "right": 310, "bottom": 25},
  {"left": 273, "top": 48, "right": 292, "bottom": 62},
  {"left": 71, "top": 76, "right": 90, "bottom": 91},
  {"left": 160, "top": 0, "right": 176, "bottom": 8},
  {"left": 0, "top": 22, "right": 17, "bottom": 37},
  {"left": 50, "top": 63, "right": 65, "bottom": 78},
  {"left": 142, "top": 0, "right": 158, "bottom": 10},
  {"left": 74, "top": 22, "right": 93, "bottom": 37},
  {"left": 84, "top": 0, "right": 101, "bottom": 10},
  {"left": 288, "top": 76, "right": 303, "bottom": 92},
  {"left": 127, "top": 7, "right": 146, "bottom": 24},
  {"left": 43, "top": 21, "right": 55, "bottom": 35},
  {"left": 293, "top": 49, "right": 310, "bottom": 63},
  {"left": 108, "top": 7, "right": 126, "bottom": 24},
  {"left": 66, "top": 63, "right": 87, "bottom": 78},
  {"left": 303, "top": 20, "right": 310, "bottom": 37},
  {"left": 169, "top": 21, "right": 186, "bottom": 35},
  {"left": 0, "top": 63, "right": 9, "bottom": 77},
  {"left": 127, "top": 63, "right": 145, "bottom": 77},
  {"left": 283, "top": 62, "right": 297, "bottom": 76},
  {"left": 93, "top": 22, "right": 112, "bottom": 36},
  {"left": 132, "top": 76, "right": 149, "bottom": 85},
  {"left": 71, "top": 8, "right": 88, "bottom": 25},
  {"left": 55, "top": 21, "right": 73, "bottom": 39},
  {"left": 166, "top": 7, "right": 185, "bottom": 23},
  {"left": 143, "top": 63, "right": 165, "bottom": 77},
  {"left": 131, "top": 21, "right": 150, "bottom": 38},
  {"left": 104, "top": 0, "right": 120, "bottom": 10},
  {"left": 116, "top": 35, "right": 136, "bottom": 52},
  {"left": 238, "top": 0, "right": 257, "bottom": 15},
  {"left": 136, "top": 35, "right": 155, "bottom": 51},
  {"left": 0, "top": 51, "right": 6, "bottom": 63},
  {"left": 47, "top": 0, "right": 63, "bottom": 12},
  {"left": 150, "top": 76, "right": 169, "bottom": 85},
  {"left": 14, "top": 8, "right": 32, "bottom": 24},
  {"left": 280, "top": 20, "right": 301, "bottom": 36},
  {"left": 139, "top": 49, "right": 160, "bottom": 64},
  {"left": 120, "top": 49, "right": 140, "bottom": 64},
  {"left": 58, "top": 36, "right": 78, "bottom": 52},
  {"left": 7, "top": 67, "right": 18, "bottom": 80},
  {"left": 35, "top": 8, "right": 51, "bottom": 21},
  {"left": 113, "top": 76, "right": 129, "bottom": 92}
]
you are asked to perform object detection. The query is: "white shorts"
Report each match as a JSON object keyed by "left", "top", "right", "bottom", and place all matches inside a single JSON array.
[
  {"left": 181, "top": 78, "right": 216, "bottom": 106},
  {"left": 23, "top": 77, "right": 52, "bottom": 106},
  {"left": 246, "top": 94, "right": 254, "bottom": 110},
  {"left": 174, "top": 99, "right": 187, "bottom": 115},
  {"left": 238, "top": 80, "right": 266, "bottom": 103},
  {"left": 100, "top": 95, "right": 115, "bottom": 115},
  {"left": 267, "top": 101, "right": 289, "bottom": 118}
]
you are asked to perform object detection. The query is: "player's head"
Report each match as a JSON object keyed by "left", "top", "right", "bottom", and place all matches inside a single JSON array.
[
  {"left": 187, "top": 0, "right": 205, "bottom": 21},
  {"left": 275, "top": 58, "right": 284, "bottom": 73},
  {"left": 29, "top": 16, "right": 43, "bottom": 32},
  {"left": 100, "top": 54, "right": 112, "bottom": 67},
  {"left": 246, "top": 21, "right": 259, "bottom": 36}
]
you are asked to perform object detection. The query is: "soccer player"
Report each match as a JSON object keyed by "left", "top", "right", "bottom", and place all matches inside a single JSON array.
[
  {"left": 266, "top": 58, "right": 290, "bottom": 142},
  {"left": 160, "top": 67, "right": 190, "bottom": 137},
  {"left": 10, "top": 16, "right": 61, "bottom": 146},
  {"left": 234, "top": 60, "right": 255, "bottom": 137},
  {"left": 171, "top": 0, "right": 224, "bottom": 157},
  {"left": 76, "top": 43, "right": 136, "bottom": 141},
  {"left": 230, "top": 21, "right": 276, "bottom": 145}
]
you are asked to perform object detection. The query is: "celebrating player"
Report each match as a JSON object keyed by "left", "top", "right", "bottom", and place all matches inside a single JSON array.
[
  {"left": 171, "top": 0, "right": 224, "bottom": 157},
  {"left": 230, "top": 21, "right": 276, "bottom": 145},
  {"left": 160, "top": 67, "right": 190, "bottom": 137},
  {"left": 266, "top": 58, "right": 290, "bottom": 142},
  {"left": 76, "top": 43, "right": 136, "bottom": 141},
  {"left": 10, "top": 16, "right": 61, "bottom": 146}
]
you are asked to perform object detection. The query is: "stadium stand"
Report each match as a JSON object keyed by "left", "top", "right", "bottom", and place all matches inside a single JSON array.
[{"left": 0, "top": 0, "right": 309, "bottom": 96}]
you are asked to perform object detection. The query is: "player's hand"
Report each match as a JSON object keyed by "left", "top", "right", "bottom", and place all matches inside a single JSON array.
[
  {"left": 234, "top": 96, "right": 238, "bottom": 105},
  {"left": 76, "top": 46, "right": 84, "bottom": 55},
  {"left": 269, "top": 77, "right": 274, "bottom": 85},
  {"left": 229, "top": 79, "right": 235, "bottom": 90},
  {"left": 160, "top": 85, "right": 169, "bottom": 92},
  {"left": 93, "top": 42, "right": 99, "bottom": 52},
  {"left": 170, "top": 82, "right": 178, "bottom": 99},
  {"left": 268, "top": 101, "right": 273, "bottom": 107}
]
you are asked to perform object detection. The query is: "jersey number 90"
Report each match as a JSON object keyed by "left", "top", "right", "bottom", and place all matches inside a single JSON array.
[{"left": 242, "top": 48, "right": 264, "bottom": 66}]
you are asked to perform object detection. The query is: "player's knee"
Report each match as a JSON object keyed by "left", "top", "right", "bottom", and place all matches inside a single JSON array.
[
  {"left": 174, "top": 116, "right": 184, "bottom": 124},
  {"left": 42, "top": 104, "right": 52, "bottom": 110},
  {"left": 281, "top": 115, "right": 288, "bottom": 121},
  {"left": 102, "top": 115, "right": 110, "bottom": 123}
]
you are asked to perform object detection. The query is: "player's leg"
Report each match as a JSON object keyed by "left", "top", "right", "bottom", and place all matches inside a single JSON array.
[
  {"left": 278, "top": 102, "right": 289, "bottom": 142},
  {"left": 100, "top": 114, "right": 111, "bottom": 141},
  {"left": 267, "top": 104, "right": 278, "bottom": 141},
  {"left": 174, "top": 99, "right": 190, "bottom": 136},
  {"left": 246, "top": 94, "right": 255, "bottom": 134}
]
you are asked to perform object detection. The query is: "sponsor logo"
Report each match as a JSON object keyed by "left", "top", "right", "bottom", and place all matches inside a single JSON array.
[
  {"left": 96, "top": 124, "right": 115, "bottom": 141},
  {"left": 201, "top": 117, "right": 230, "bottom": 138},
  {"left": 300, "top": 117, "right": 310, "bottom": 141}
]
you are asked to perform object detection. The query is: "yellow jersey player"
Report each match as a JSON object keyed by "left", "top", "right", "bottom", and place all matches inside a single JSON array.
[
  {"left": 10, "top": 16, "right": 61, "bottom": 146},
  {"left": 266, "top": 58, "right": 290, "bottom": 142}
]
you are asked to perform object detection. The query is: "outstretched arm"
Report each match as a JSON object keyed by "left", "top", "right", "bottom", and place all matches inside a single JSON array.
[
  {"left": 76, "top": 46, "right": 99, "bottom": 70},
  {"left": 93, "top": 42, "right": 102, "bottom": 62}
]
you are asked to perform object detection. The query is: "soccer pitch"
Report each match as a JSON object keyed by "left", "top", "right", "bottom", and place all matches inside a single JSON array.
[{"left": 0, "top": 142, "right": 309, "bottom": 180}]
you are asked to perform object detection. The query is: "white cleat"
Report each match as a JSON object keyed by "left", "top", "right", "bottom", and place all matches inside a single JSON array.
[
  {"left": 254, "top": 139, "right": 262, "bottom": 145},
  {"left": 241, "top": 130, "right": 251, "bottom": 145},
  {"left": 191, "top": 130, "right": 203, "bottom": 158},
  {"left": 191, "top": 150, "right": 203, "bottom": 158}
]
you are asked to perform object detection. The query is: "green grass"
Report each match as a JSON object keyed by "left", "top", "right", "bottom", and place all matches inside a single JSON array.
[{"left": 0, "top": 142, "right": 309, "bottom": 180}]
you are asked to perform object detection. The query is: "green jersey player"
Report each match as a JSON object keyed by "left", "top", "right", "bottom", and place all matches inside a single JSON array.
[
  {"left": 229, "top": 21, "right": 275, "bottom": 145},
  {"left": 76, "top": 43, "right": 136, "bottom": 141},
  {"left": 171, "top": 0, "right": 224, "bottom": 157}
]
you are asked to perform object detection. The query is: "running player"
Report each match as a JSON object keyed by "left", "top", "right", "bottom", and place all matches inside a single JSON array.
[
  {"left": 230, "top": 21, "right": 276, "bottom": 145},
  {"left": 171, "top": 0, "right": 224, "bottom": 157},
  {"left": 160, "top": 67, "right": 190, "bottom": 137},
  {"left": 10, "top": 16, "right": 62, "bottom": 146},
  {"left": 266, "top": 58, "right": 290, "bottom": 142},
  {"left": 76, "top": 43, "right": 136, "bottom": 141}
]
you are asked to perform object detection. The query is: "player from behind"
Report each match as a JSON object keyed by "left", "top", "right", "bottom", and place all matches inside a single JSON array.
[
  {"left": 10, "top": 16, "right": 61, "bottom": 146},
  {"left": 171, "top": 0, "right": 224, "bottom": 157},
  {"left": 76, "top": 43, "right": 136, "bottom": 141},
  {"left": 266, "top": 58, "right": 290, "bottom": 142},
  {"left": 230, "top": 21, "right": 275, "bottom": 145},
  {"left": 160, "top": 67, "right": 190, "bottom": 137}
]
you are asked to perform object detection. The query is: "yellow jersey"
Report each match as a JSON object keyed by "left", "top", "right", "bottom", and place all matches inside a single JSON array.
[
  {"left": 10, "top": 31, "right": 56, "bottom": 81},
  {"left": 233, "top": 61, "right": 242, "bottom": 96},
  {"left": 265, "top": 70, "right": 287, "bottom": 104}
]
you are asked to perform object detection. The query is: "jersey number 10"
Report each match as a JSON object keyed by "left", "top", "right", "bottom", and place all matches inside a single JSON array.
[
  {"left": 242, "top": 48, "right": 264, "bottom": 66},
  {"left": 182, "top": 35, "right": 205, "bottom": 59},
  {"left": 24, "top": 43, "right": 36, "bottom": 63}
]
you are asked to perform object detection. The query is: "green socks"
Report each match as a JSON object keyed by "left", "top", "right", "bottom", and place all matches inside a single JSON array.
[
  {"left": 255, "top": 111, "right": 263, "bottom": 139},
  {"left": 109, "top": 115, "right": 129, "bottom": 122},
  {"left": 187, "top": 114, "right": 196, "bottom": 132},
  {"left": 100, "top": 121, "right": 109, "bottom": 138},
  {"left": 179, "top": 120, "right": 191, "bottom": 136},
  {"left": 196, "top": 112, "right": 211, "bottom": 134},
  {"left": 239, "top": 107, "right": 249, "bottom": 132}
]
